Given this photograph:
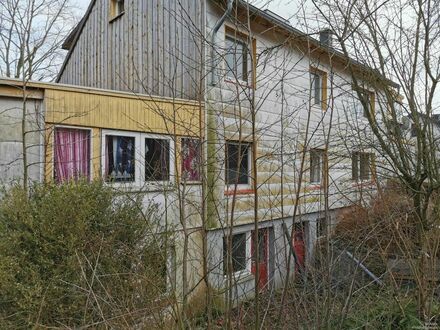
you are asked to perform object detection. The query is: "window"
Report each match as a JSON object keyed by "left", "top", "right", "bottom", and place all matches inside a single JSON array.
[
  {"left": 223, "top": 233, "right": 247, "bottom": 274},
  {"left": 310, "top": 68, "right": 327, "bottom": 110},
  {"left": 310, "top": 149, "right": 324, "bottom": 184},
  {"left": 110, "top": 0, "right": 124, "bottom": 20},
  {"left": 225, "top": 35, "right": 249, "bottom": 82},
  {"left": 54, "top": 127, "right": 90, "bottom": 182},
  {"left": 145, "top": 138, "right": 170, "bottom": 181},
  {"left": 354, "top": 90, "right": 374, "bottom": 118},
  {"left": 352, "top": 152, "right": 373, "bottom": 181},
  {"left": 105, "top": 135, "right": 135, "bottom": 182},
  {"left": 316, "top": 217, "right": 327, "bottom": 237},
  {"left": 181, "top": 138, "right": 201, "bottom": 181},
  {"left": 411, "top": 123, "right": 417, "bottom": 138},
  {"left": 311, "top": 72, "right": 322, "bottom": 105},
  {"left": 226, "top": 141, "right": 251, "bottom": 185}
]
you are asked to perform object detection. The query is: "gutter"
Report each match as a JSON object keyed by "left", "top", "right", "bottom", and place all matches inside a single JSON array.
[{"left": 210, "top": 0, "right": 234, "bottom": 86}]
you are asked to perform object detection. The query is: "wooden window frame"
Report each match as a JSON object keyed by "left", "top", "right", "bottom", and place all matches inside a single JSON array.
[
  {"left": 225, "top": 140, "right": 252, "bottom": 188},
  {"left": 224, "top": 26, "right": 257, "bottom": 89},
  {"left": 310, "top": 149, "right": 325, "bottom": 185},
  {"left": 352, "top": 151, "right": 375, "bottom": 182},
  {"left": 223, "top": 231, "right": 252, "bottom": 276},
  {"left": 109, "top": 0, "right": 125, "bottom": 22},
  {"left": 310, "top": 67, "right": 328, "bottom": 111},
  {"left": 353, "top": 87, "right": 375, "bottom": 118}
]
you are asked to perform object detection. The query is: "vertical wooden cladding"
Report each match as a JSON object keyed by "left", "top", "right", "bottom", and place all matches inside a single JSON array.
[
  {"left": 58, "top": 0, "right": 204, "bottom": 101},
  {"left": 44, "top": 88, "right": 202, "bottom": 137}
]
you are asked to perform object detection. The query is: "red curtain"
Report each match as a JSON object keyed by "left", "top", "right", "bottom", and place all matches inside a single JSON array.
[{"left": 54, "top": 128, "right": 90, "bottom": 182}]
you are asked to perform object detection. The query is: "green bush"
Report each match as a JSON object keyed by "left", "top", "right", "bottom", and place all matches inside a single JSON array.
[{"left": 0, "top": 181, "right": 169, "bottom": 328}]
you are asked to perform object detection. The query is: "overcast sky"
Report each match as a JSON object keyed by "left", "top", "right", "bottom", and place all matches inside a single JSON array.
[{"left": 73, "top": 0, "right": 310, "bottom": 28}]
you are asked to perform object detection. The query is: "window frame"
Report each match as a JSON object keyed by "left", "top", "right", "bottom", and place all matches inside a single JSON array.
[
  {"left": 224, "top": 26, "right": 256, "bottom": 88},
  {"left": 352, "top": 151, "right": 373, "bottom": 182},
  {"left": 310, "top": 67, "right": 327, "bottom": 111},
  {"left": 52, "top": 125, "right": 93, "bottom": 182},
  {"left": 180, "top": 137, "right": 202, "bottom": 183},
  {"left": 309, "top": 149, "right": 324, "bottom": 185},
  {"left": 109, "top": 0, "right": 125, "bottom": 22},
  {"left": 101, "top": 130, "right": 175, "bottom": 188},
  {"left": 225, "top": 140, "right": 252, "bottom": 188},
  {"left": 144, "top": 135, "right": 172, "bottom": 183},
  {"left": 102, "top": 130, "right": 140, "bottom": 187},
  {"left": 223, "top": 231, "right": 252, "bottom": 277},
  {"left": 353, "top": 88, "right": 375, "bottom": 119}
]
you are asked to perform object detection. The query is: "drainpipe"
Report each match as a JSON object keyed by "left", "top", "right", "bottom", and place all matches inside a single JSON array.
[{"left": 210, "top": 0, "right": 234, "bottom": 85}]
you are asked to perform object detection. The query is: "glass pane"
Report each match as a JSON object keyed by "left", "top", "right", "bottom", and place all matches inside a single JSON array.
[
  {"left": 310, "top": 150, "right": 321, "bottom": 183},
  {"left": 312, "top": 73, "right": 321, "bottom": 104},
  {"left": 352, "top": 152, "right": 359, "bottom": 180},
  {"left": 181, "top": 138, "right": 201, "bottom": 181},
  {"left": 145, "top": 138, "right": 170, "bottom": 181},
  {"left": 223, "top": 233, "right": 247, "bottom": 274},
  {"left": 226, "top": 142, "right": 250, "bottom": 185},
  {"left": 54, "top": 128, "right": 90, "bottom": 182},
  {"left": 225, "top": 36, "right": 248, "bottom": 82},
  {"left": 360, "top": 153, "right": 370, "bottom": 180},
  {"left": 105, "top": 135, "right": 135, "bottom": 182}
]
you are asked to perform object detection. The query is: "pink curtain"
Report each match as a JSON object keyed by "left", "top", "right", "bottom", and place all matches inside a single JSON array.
[
  {"left": 182, "top": 138, "right": 200, "bottom": 181},
  {"left": 54, "top": 128, "right": 90, "bottom": 182}
]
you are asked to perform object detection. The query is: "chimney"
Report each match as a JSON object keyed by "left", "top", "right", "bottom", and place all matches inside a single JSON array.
[{"left": 319, "top": 29, "right": 334, "bottom": 48}]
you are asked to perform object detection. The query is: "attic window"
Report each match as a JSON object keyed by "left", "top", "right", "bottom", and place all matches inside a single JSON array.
[{"left": 110, "top": 0, "right": 124, "bottom": 21}]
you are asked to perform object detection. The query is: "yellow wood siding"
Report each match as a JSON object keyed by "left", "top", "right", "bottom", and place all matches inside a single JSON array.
[
  {"left": 44, "top": 88, "right": 203, "bottom": 182},
  {"left": 44, "top": 89, "right": 202, "bottom": 136}
]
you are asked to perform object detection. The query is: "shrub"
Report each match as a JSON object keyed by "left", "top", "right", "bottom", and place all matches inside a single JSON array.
[{"left": 0, "top": 181, "right": 169, "bottom": 328}]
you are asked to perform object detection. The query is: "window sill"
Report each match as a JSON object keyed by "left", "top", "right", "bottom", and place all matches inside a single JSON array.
[
  {"left": 224, "top": 188, "right": 254, "bottom": 196},
  {"left": 224, "top": 78, "right": 254, "bottom": 90},
  {"left": 223, "top": 270, "right": 254, "bottom": 285},
  {"left": 352, "top": 180, "right": 375, "bottom": 188},
  {"left": 308, "top": 184, "right": 322, "bottom": 191},
  {"left": 109, "top": 11, "right": 124, "bottom": 23},
  {"left": 179, "top": 180, "right": 202, "bottom": 186}
]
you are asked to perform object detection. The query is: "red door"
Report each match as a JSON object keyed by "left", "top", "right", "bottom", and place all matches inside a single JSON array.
[
  {"left": 251, "top": 228, "right": 268, "bottom": 290},
  {"left": 293, "top": 224, "right": 306, "bottom": 273}
]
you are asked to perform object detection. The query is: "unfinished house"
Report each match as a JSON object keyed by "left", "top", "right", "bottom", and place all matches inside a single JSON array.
[{"left": 0, "top": 0, "right": 399, "bottom": 310}]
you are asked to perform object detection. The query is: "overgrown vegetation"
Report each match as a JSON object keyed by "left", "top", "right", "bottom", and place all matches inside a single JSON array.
[{"left": 0, "top": 181, "right": 170, "bottom": 328}]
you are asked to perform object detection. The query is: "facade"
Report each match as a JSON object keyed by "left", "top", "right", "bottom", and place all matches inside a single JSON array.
[{"left": 0, "top": 0, "right": 399, "bottom": 312}]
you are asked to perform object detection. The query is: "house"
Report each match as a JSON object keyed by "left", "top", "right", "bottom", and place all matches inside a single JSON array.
[{"left": 0, "top": 0, "right": 399, "bottom": 312}]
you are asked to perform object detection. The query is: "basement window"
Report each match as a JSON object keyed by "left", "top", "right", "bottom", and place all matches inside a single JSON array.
[
  {"left": 223, "top": 233, "right": 248, "bottom": 274},
  {"left": 225, "top": 141, "right": 251, "bottom": 185}
]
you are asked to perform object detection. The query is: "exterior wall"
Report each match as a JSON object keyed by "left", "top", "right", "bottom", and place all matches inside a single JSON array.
[
  {"left": 0, "top": 79, "right": 206, "bottom": 308},
  {"left": 204, "top": 2, "right": 383, "bottom": 299},
  {"left": 207, "top": 210, "right": 339, "bottom": 307},
  {"left": 0, "top": 88, "right": 45, "bottom": 186},
  {"left": 43, "top": 87, "right": 202, "bottom": 183},
  {"left": 58, "top": 0, "right": 204, "bottom": 100}
]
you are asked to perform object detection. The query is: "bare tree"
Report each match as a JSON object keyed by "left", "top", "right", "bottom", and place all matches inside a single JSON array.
[
  {"left": 311, "top": 0, "right": 440, "bottom": 322},
  {"left": 0, "top": 0, "right": 76, "bottom": 191}
]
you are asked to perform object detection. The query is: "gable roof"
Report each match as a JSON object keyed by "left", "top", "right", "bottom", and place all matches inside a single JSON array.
[
  {"left": 57, "top": 0, "right": 399, "bottom": 89},
  {"left": 56, "top": 0, "right": 97, "bottom": 82}
]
